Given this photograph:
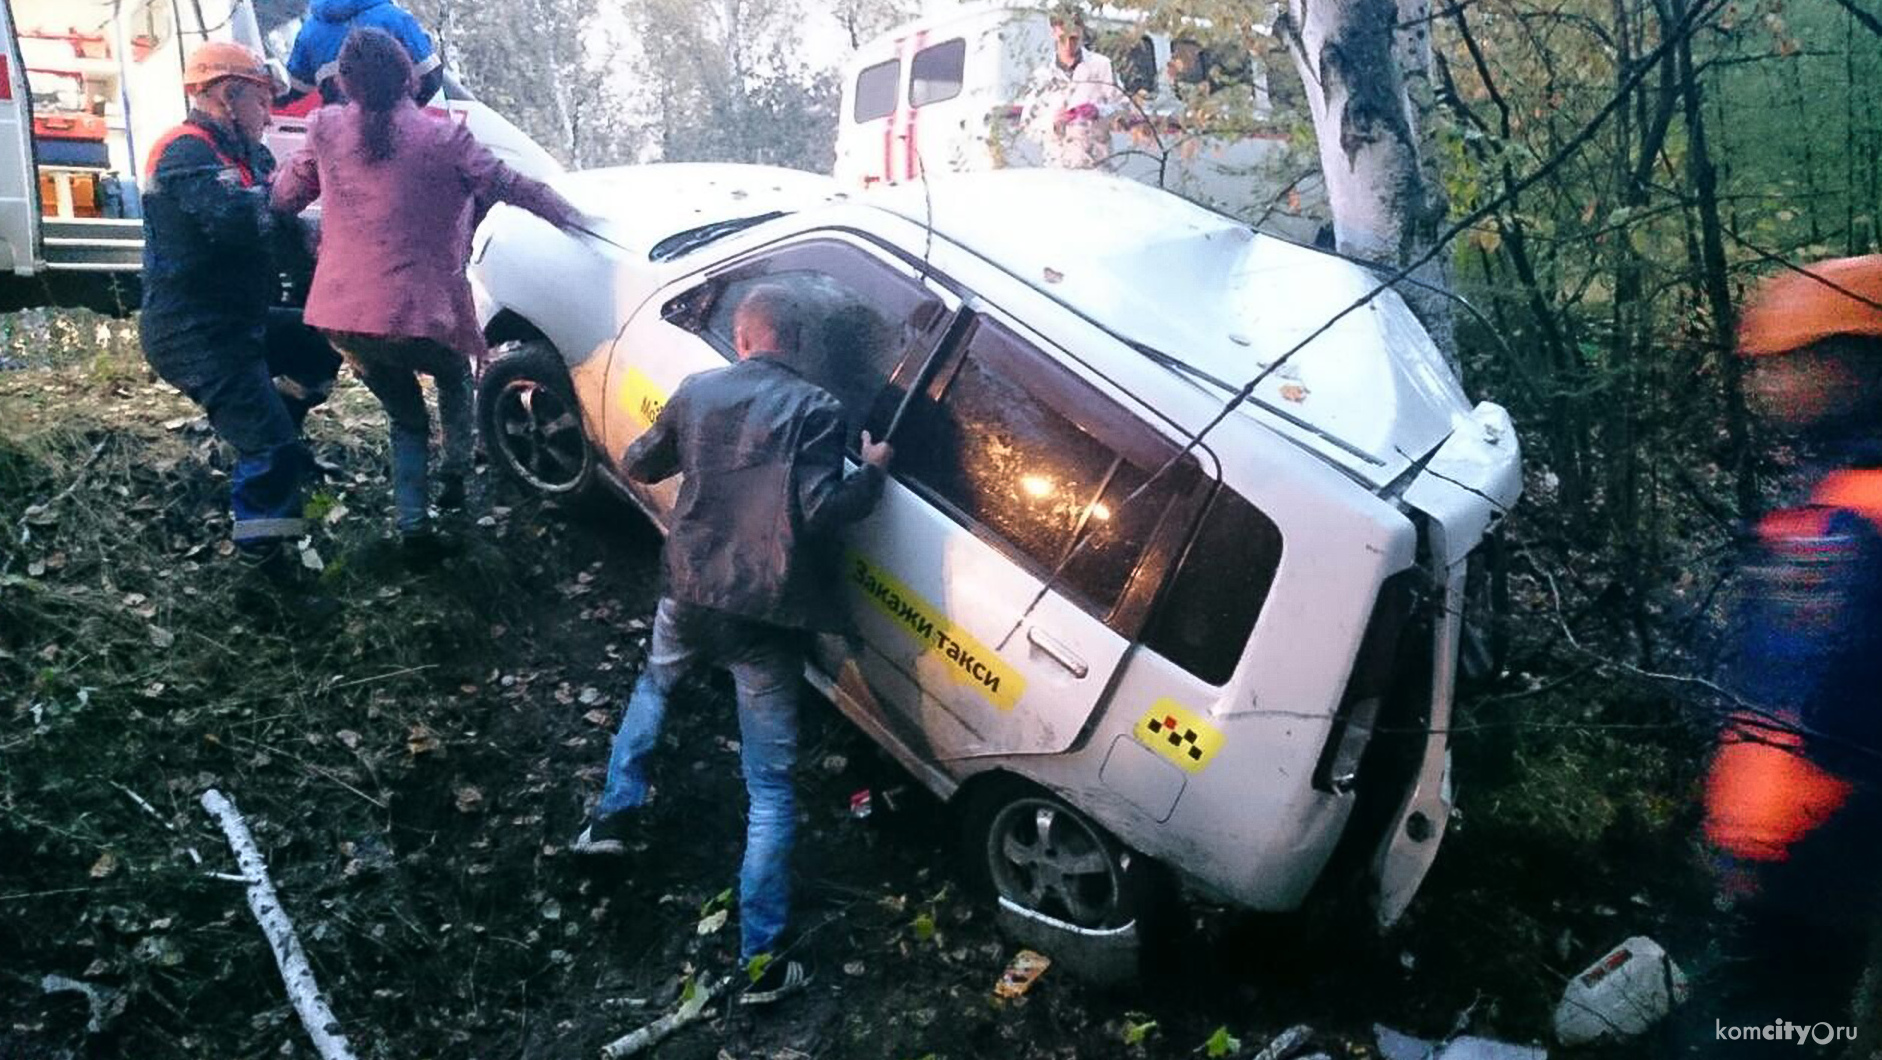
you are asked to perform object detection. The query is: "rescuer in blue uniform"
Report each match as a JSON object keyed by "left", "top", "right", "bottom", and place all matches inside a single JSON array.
[{"left": 139, "top": 42, "right": 333, "bottom": 594}]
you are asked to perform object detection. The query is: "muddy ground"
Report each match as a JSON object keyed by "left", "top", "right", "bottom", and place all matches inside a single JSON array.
[{"left": 1, "top": 330, "right": 1721, "bottom": 1059}]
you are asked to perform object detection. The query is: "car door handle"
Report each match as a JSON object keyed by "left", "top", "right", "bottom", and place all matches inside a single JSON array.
[{"left": 1026, "top": 626, "right": 1088, "bottom": 679}]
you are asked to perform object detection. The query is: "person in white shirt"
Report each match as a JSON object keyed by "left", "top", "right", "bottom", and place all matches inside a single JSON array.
[{"left": 1020, "top": 9, "right": 1129, "bottom": 170}]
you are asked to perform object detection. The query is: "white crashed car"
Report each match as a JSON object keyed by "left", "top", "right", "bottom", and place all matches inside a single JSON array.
[{"left": 468, "top": 164, "right": 1521, "bottom": 933}]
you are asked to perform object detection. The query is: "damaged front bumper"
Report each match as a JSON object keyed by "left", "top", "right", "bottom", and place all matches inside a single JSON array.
[{"left": 1369, "top": 401, "right": 1522, "bottom": 928}]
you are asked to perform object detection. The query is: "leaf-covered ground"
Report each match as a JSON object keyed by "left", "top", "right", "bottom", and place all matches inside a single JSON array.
[{"left": 2, "top": 323, "right": 1723, "bottom": 1059}]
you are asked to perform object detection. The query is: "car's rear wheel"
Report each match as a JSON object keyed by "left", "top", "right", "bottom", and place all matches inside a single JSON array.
[
  {"left": 478, "top": 340, "right": 596, "bottom": 498},
  {"left": 970, "top": 787, "right": 1146, "bottom": 929}
]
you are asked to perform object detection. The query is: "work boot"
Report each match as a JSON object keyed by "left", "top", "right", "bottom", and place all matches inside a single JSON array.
[
  {"left": 235, "top": 542, "right": 341, "bottom": 626},
  {"left": 400, "top": 525, "right": 463, "bottom": 566}
]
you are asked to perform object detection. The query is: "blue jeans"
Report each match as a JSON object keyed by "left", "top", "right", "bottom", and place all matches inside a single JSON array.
[{"left": 598, "top": 598, "right": 803, "bottom": 960}]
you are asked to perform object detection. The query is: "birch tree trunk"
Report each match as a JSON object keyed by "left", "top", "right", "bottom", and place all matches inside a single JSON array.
[{"left": 1285, "top": 0, "right": 1457, "bottom": 373}]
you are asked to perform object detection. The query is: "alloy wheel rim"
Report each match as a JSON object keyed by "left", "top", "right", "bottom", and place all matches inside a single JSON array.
[
  {"left": 986, "top": 797, "right": 1124, "bottom": 927},
  {"left": 493, "top": 379, "right": 587, "bottom": 492}
]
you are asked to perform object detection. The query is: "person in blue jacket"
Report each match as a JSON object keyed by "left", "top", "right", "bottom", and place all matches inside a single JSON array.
[{"left": 287, "top": 0, "right": 443, "bottom": 105}]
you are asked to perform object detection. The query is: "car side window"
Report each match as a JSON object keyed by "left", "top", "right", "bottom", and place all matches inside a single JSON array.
[
  {"left": 894, "top": 316, "right": 1193, "bottom": 622},
  {"left": 1142, "top": 486, "right": 1283, "bottom": 685},
  {"left": 909, "top": 38, "right": 966, "bottom": 107},
  {"left": 854, "top": 58, "right": 900, "bottom": 122},
  {"left": 690, "top": 241, "right": 947, "bottom": 443}
]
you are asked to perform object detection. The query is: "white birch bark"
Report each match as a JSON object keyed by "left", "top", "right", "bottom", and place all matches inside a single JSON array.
[
  {"left": 1286, "top": 0, "right": 1458, "bottom": 373},
  {"left": 201, "top": 789, "right": 360, "bottom": 1060}
]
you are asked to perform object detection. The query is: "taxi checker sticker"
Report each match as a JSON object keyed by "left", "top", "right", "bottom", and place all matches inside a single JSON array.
[
  {"left": 1135, "top": 698, "right": 1224, "bottom": 773},
  {"left": 620, "top": 366, "right": 667, "bottom": 429},
  {"left": 849, "top": 552, "right": 1024, "bottom": 711}
]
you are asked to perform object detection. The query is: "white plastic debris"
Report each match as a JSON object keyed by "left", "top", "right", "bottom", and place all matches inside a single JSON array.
[
  {"left": 40, "top": 974, "right": 124, "bottom": 1035},
  {"left": 1552, "top": 936, "right": 1686, "bottom": 1046},
  {"left": 1376, "top": 1025, "right": 1547, "bottom": 1060}
]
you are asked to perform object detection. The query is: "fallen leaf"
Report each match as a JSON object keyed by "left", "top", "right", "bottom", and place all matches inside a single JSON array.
[
  {"left": 582, "top": 709, "right": 611, "bottom": 727},
  {"left": 454, "top": 785, "right": 485, "bottom": 813},
  {"left": 407, "top": 725, "right": 441, "bottom": 757},
  {"left": 148, "top": 626, "right": 175, "bottom": 649},
  {"left": 697, "top": 909, "right": 728, "bottom": 935},
  {"left": 337, "top": 729, "right": 362, "bottom": 750},
  {"left": 1280, "top": 383, "right": 1310, "bottom": 403},
  {"left": 89, "top": 851, "right": 120, "bottom": 879}
]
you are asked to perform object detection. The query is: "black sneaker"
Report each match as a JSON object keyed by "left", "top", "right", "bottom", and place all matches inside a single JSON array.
[
  {"left": 740, "top": 956, "right": 813, "bottom": 1007},
  {"left": 569, "top": 813, "right": 634, "bottom": 856},
  {"left": 435, "top": 473, "right": 467, "bottom": 513}
]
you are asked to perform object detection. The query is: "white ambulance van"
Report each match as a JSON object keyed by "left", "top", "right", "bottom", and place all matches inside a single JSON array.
[
  {"left": 0, "top": 0, "right": 557, "bottom": 310},
  {"left": 834, "top": 2, "right": 1327, "bottom": 242}
]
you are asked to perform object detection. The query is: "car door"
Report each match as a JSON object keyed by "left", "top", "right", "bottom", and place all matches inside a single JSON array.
[
  {"left": 850, "top": 310, "right": 1211, "bottom": 761},
  {"left": 605, "top": 234, "right": 1210, "bottom": 763},
  {"left": 835, "top": 46, "right": 903, "bottom": 187},
  {"left": 599, "top": 232, "right": 956, "bottom": 523},
  {"left": 0, "top": 0, "right": 39, "bottom": 274}
]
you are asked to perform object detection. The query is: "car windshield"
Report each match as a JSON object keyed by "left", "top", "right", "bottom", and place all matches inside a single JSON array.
[{"left": 648, "top": 212, "right": 789, "bottom": 262}]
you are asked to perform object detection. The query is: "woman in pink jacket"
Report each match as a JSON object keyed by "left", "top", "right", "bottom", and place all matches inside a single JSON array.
[{"left": 273, "top": 26, "right": 580, "bottom": 548}]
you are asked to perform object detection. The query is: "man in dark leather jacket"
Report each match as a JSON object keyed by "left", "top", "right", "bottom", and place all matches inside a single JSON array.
[{"left": 572, "top": 285, "right": 893, "bottom": 1005}]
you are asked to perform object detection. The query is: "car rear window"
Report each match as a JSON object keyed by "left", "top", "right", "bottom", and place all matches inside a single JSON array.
[
  {"left": 1142, "top": 487, "right": 1283, "bottom": 685},
  {"left": 854, "top": 58, "right": 900, "bottom": 122},
  {"left": 909, "top": 38, "right": 966, "bottom": 107},
  {"left": 895, "top": 317, "right": 1190, "bottom": 620}
]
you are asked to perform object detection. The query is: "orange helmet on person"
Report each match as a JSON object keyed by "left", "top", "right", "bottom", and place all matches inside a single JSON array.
[
  {"left": 1738, "top": 255, "right": 1882, "bottom": 358},
  {"left": 182, "top": 41, "right": 273, "bottom": 92}
]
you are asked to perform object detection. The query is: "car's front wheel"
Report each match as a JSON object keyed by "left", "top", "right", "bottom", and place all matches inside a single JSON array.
[{"left": 478, "top": 340, "right": 597, "bottom": 499}]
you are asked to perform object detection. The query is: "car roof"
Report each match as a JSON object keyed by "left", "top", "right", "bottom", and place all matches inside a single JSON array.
[
  {"left": 865, "top": 169, "right": 1469, "bottom": 483},
  {"left": 551, "top": 163, "right": 1468, "bottom": 487}
]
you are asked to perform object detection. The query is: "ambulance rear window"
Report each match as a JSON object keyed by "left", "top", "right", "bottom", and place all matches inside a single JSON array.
[
  {"left": 909, "top": 38, "right": 965, "bottom": 107},
  {"left": 854, "top": 58, "right": 900, "bottom": 122}
]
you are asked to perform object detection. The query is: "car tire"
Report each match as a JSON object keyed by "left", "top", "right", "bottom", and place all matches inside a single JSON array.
[
  {"left": 964, "top": 783, "right": 1156, "bottom": 930},
  {"left": 477, "top": 340, "right": 598, "bottom": 500}
]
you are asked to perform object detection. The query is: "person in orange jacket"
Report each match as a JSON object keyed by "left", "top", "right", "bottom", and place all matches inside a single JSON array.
[{"left": 1700, "top": 254, "right": 1882, "bottom": 1049}]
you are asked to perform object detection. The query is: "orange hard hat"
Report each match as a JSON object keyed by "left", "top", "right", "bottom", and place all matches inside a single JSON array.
[
  {"left": 182, "top": 41, "right": 272, "bottom": 91},
  {"left": 1739, "top": 255, "right": 1882, "bottom": 357}
]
